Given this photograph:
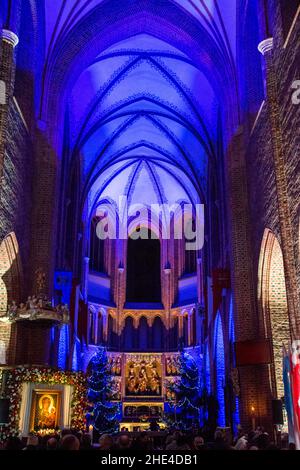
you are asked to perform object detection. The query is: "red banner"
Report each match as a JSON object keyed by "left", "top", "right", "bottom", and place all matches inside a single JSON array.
[{"left": 212, "top": 269, "right": 231, "bottom": 316}]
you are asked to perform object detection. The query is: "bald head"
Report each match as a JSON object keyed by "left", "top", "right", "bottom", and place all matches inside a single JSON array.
[
  {"left": 47, "top": 437, "right": 58, "bottom": 450},
  {"left": 118, "top": 434, "right": 131, "bottom": 449},
  {"left": 60, "top": 434, "right": 80, "bottom": 451}
]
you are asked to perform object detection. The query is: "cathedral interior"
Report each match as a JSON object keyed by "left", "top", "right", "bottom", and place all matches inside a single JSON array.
[{"left": 0, "top": 0, "right": 299, "bottom": 444}]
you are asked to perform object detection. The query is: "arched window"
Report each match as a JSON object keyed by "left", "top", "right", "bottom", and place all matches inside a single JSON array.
[
  {"left": 89, "top": 311, "right": 96, "bottom": 345},
  {"left": 126, "top": 229, "right": 161, "bottom": 303},
  {"left": 170, "top": 317, "right": 178, "bottom": 350},
  {"left": 183, "top": 314, "right": 188, "bottom": 347},
  {"left": 97, "top": 312, "right": 103, "bottom": 344},
  {"left": 184, "top": 219, "right": 197, "bottom": 274},
  {"left": 190, "top": 309, "right": 196, "bottom": 346},
  {"left": 138, "top": 317, "right": 150, "bottom": 350},
  {"left": 108, "top": 314, "right": 117, "bottom": 349},
  {"left": 214, "top": 312, "right": 225, "bottom": 426},
  {"left": 0, "top": 232, "right": 21, "bottom": 314},
  {"left": 123, "top": 317, "right": 135, "bottom": 351},
  {"left": 89, "top": 216, "right": 105, "bottom": 273},
  {"left": 152, "top": 317, "right": 164, "bottom": 351}
]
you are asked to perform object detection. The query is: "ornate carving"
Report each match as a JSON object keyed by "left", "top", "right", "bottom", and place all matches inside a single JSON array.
[{"left": 5, "top": 296, "right": 69, "bottom": 323}]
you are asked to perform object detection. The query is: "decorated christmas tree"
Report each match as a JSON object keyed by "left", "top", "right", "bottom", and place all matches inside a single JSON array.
[
  {"left": 165, "top": 351, "right": 201, "bottom": 428},
  {"left": 87, "top": 347, "right": 120, "bottom": 434}
]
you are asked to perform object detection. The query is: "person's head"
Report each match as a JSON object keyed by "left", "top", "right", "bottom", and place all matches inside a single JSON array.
[
  {"left": 118, "top": 434, "right": 131, "bottom": 449},
  {"left": 289, "top": 442, "right": 296, "bottom": 451},
  {"left": 80, "top": 433, "right": 92, "bottom": 448},
  {"left": 4, "top": 436, "right": 23, "bottom": 450},
  {"left": 47, "top": 437, "right": 58, "bottom": 450},
  {"left": 255, "top": 432, "right": 270, "bottom": 450},
  {"left": 26, "top": 433, "right": 39, "bottom": 447},
  {"left": 177, "top": 433, "right": 190, "bottom": 449},
  {"left": 193, "top": 436, "right": 204, "bottom": 450},
  {"left": 60, "top": 434, "right": 80, "bottom": 451},
  {"left": 172, "top": 430, "right": 181, "bottom": 440},
  {"left": 139, "top": 432, "right": 149, "bottom": 444},
  {"left": 99, "top": 434, "right": 114, "bottom": 450},
  {"left": 214, "top": 430, "right": 224, "bottom": 442},
  {"left": 235, "top": 436, "right": 248, "bottom": 450}
]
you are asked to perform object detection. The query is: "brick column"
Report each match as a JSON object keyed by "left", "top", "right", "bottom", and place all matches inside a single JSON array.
[
  {"left": 258, "top": 38, "right": 300, "bottom": 339},
  {"left": 0, "top": 29, "right": 18, "bottom": 181},
  {"left": 227, "top": 128, "right": 272, "bottom": 430},
  {"left": 30, "top": 122, "right": 58, "bottom": 296},
  {"left": 13, "top": 320, "right": 54, "bottom": 366}
]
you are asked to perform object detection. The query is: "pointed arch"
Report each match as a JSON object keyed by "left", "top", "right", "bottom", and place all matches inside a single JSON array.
[
  {"left": 258, "top": 229, "right": 290, "bottom": 398},
  {"left": 123, "top": 316, "right": 135, "bottom": 351},
  {"left": 152, "top": 316, "right": 164, "bottom": 351},
  {"left": 0, "top": 232, "right": 22, "bottom": 314},
  {"left": 138, "top": 316, "right": 150, "bottom": 350}
]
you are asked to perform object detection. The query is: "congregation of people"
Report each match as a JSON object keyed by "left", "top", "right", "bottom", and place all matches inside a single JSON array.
[{"left": 0, "top": 426, "right": 296, "bottom": 451}]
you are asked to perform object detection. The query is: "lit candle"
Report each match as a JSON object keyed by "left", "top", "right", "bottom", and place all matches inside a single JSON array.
[{"left": 251, "top": 406, "right": 256, "bottom": 430}]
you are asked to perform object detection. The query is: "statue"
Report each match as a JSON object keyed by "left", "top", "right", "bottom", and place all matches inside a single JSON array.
[
  {"left": 35, "top": 269, "right": 46, "bottom": 293},
  {"left": 8, "top": 301, "right": 18, "bottom": 320},
  {"left": 18, "top": 302, "right": 26, "bottom": 314},
  {"left": 61, "top": 304, "right": 69, "bottom": 323}
]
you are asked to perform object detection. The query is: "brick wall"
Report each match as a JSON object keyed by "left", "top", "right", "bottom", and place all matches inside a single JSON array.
[
  {"left": 240, "top": 6, "right": 300, "bottom": 428},
  {"left": 0, "top": 99, "right": 33, "bottom": 295}
]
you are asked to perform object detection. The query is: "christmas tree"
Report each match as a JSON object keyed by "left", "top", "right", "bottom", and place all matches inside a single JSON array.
[
  {"left": 165, "top": 351, "right": 201, "bottom": 428},
  {"left": 87, "top": 347, "right": 120, "bottom": 434}
]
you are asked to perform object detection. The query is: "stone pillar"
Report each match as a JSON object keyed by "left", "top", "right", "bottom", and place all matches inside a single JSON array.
[
  {"left": 82, "top": 256, "right": 90, "bottom": 302},
  {"left": 0, "top": 29, "right": 18, "bottom": 181},
  {"left": 30, "top": 121, "right": 58, "bottom": 296},
  {"left": 164, "top": 265, "right": 171, "bottom": 349},
  {"left": 197, "top": 257, "right": 204, "bottom": 305},
  {"left": 258, "top": 38, "right": 300, "bottom": 339},
  {"left": 117, "top": 265, "right": 124, "bottom": 346},
  {"left": 227, "top": 127, "right": 272, "bottom": 431}
]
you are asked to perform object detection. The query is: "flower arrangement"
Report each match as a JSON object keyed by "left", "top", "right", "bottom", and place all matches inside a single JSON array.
[{"left": 0, "top": 367, "right": 87, "bottom": 442}]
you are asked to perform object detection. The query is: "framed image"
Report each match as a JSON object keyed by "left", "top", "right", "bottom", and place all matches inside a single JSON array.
[
  {"left": 125, "top": 354, "right": 162, "bottom": 397},
  {"left": 30, "top": 390, "right": 61, "bottom": 431}
]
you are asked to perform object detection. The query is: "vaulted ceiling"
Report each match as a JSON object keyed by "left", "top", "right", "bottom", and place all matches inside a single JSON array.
[{"left": 3, "top": 0, "right": 239, "bottom": 214}]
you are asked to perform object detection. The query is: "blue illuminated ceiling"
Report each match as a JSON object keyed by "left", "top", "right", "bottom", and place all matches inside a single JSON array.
[
  {"left": 73, "top": 34, "right": 218, "bottom": 210},
  {"left": 4, "top": 0, "right": 238, "bottom": 214}
]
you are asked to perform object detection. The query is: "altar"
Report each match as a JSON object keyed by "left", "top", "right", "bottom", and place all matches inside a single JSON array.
[{"left": 107, "top": 352, "right": 180, "bottom": 429}]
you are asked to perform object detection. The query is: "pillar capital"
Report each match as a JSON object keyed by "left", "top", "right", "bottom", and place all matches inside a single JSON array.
[
  {"left": 258, "top": 37, "right": 274, "bottom": 56},
  {"left": 2, "top": 29, "right": 19, "bottom": 48}
]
